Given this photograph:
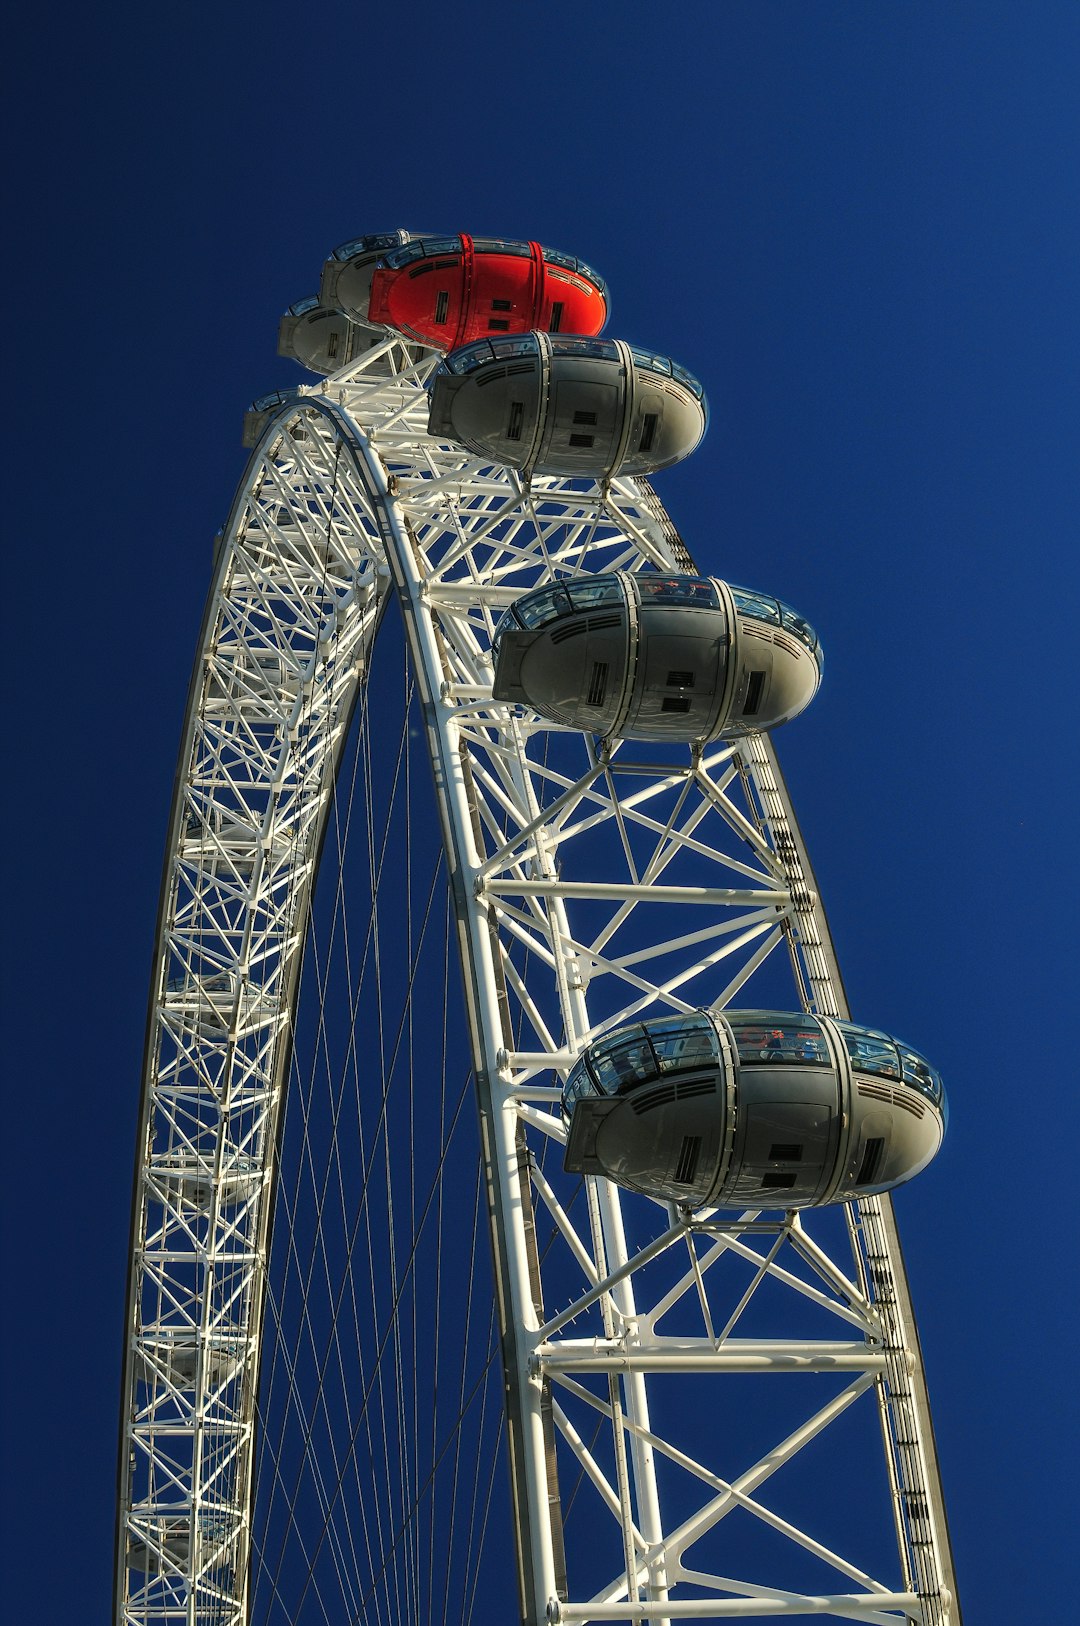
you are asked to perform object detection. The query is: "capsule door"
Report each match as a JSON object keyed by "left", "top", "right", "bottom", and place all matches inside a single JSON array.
[
  {"left": 630, "top": 628, "right": 727, "bottom": 741},
  {"left": 537, "top": 376, "right": 624, "bottom": 475},
  {"left": 464, "top": 250, "right": 539, "bottom": 344},
  {"left": 722, "top": 1067, "right": 843, "bottom": 1206}
]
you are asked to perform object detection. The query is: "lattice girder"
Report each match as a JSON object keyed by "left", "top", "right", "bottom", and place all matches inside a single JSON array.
[{"left": 118, "top": 332, "right": 957, "bottom": 1626}]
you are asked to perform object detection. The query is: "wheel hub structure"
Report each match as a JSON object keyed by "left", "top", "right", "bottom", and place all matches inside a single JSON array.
[{"left": 117, "top": 329, "right": 958, "bottom": 1625}]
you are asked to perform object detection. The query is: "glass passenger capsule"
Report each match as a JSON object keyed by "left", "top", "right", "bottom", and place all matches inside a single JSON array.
[
  {"left": 148, "top": 1148, "right": 261, "bottom": 1209},
  {"left": 241, "top": 388, "right": 302, "bottom": 448},
  {"left": 427, "top": 332, "right": 708, "bottom": 478},
  {"left": 127, "top": 1517, "right": 192, "bottom": 1573},
  {"left": 366, "top": 234, "right": 609, "bottom": 351},
  {"left": 491, "top": 572, "right": 822, "bottom": 741},
  {"left": 163, "top": 970, "right": 268, "bottom": 1038},
  {"left": 562, "top": 1010, "right": 946, "bottom": 1208},
  {"left": 276, "top": 293, "right": 381, "bottom": 375},
  {"left": 127, "top": 1510, "right": 236, "bottom": 1581},
  {"left": 319, "top": 228, "right": 423, "bottom": 318},
  {"left": 134, "top": 1328, "right": 244, "bottom": 1391}
]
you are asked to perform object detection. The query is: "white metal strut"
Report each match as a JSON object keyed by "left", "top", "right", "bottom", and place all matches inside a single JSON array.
[{"left": 117, "top": 333, "right": 958, "bottom": 1626}]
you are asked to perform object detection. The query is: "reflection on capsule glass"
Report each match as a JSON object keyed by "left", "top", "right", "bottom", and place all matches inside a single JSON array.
[
  {"left": 366, "top": 235, "right": 609, "bottom": 351},
  {"left": 562, "top": 1010, "right": 946, "bottom": 1208},
  {"left": 428, "top": 332, "right": 708, "bottom": 479},
  {"left": 491, "top": 572, "right": 822, "bottom": 740}
]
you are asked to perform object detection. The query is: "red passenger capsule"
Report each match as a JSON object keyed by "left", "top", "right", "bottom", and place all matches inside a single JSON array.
[{"left": 366, "top": 235, "right": 609, "bottom": 350}]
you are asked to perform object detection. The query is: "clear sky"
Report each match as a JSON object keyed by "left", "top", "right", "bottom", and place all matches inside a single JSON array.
[{"left": 4, "top": 3, "right": 1078, "bottom": 1622}]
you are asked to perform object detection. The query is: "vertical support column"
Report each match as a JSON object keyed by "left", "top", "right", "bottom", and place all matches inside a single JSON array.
[
  {"left": 502, "top": 752, "right": 670, "bottom": 1620},
  {"left": 352, "top": 428, "right": 561, "bottom": 1624}
]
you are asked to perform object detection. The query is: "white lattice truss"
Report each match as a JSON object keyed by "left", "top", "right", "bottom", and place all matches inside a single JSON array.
[{"left": 117, "top": 336, "right": 957, "bottom": 1626}]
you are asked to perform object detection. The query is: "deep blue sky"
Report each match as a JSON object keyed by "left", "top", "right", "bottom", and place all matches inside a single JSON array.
[{"left": 4, "top": 3, "right": 1078, "bottom": 1621}]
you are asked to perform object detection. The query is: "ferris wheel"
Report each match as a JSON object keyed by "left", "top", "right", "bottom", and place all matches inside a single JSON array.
[{"left": 115, "top": 230, "right": 961, "bottom": 1626}]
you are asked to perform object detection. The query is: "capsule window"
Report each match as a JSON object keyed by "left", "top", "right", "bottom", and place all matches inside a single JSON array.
[
  {"left": 566, "top": 576, "right": 623, "bottom": 612},
  {"left": 506, "top": 401, "right": 525, "bottom": 442},
  {"left": 744, "top": 671, "right": 766, "bottom": 715},
  {"left": 630, "top": 347, "right": 673, "bottom": 376},
  {"left": 591, "top": 1033, "right": 653, "bottom": 1094},
  {"left": 897, "top": 1045, "right": 942, "bottom": 1103},
  {"left": 732, "top": 1020, "right": 830, "bottom": 1066},
  {"left": 731, "top": 586, "right": 782, "bottom": 627},
  {"left": 672, "top": 361, "right": 705, "bottom": 399},
  {"left": 649, "top": 1016, "right": 718, "bottom": 1074},
  {"left": 779, "top": 603, "right": 818, "bottom": 652},
  {"left": 552, "top": 336, "right": 618, "bottom": 360},
  {"left": 563, "top": 1062, "right": 598, "bottom": 1108},
  {"left": 434, "top": 290, "right": 450, "bottom": 325},
  {"left": 837, "top": 1024, "right": 902, "bottom": 1081},
  {"left": 573, "top": 410, "right": 598, "bottom": 425},
  {"left": 515, "top": 586, "right": 570, "bottom": 629},
  {"left": 639, "top": 413, "right": 658, "bottom": 453},
  {"left": 550, "top": 301, "right": 564, "bottom": 331},
  {"left": 638, "top": 577, "right": 719, "bottom": 608}
]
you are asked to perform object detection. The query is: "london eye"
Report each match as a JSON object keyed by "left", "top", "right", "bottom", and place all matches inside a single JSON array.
[{"left": 115, "top": 229, "right": 960, "bottom": 1626}]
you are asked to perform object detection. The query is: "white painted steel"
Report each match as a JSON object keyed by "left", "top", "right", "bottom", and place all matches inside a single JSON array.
[
  {"left": 116, "top": 372, "right": 397, "bottom": 1626},
  {"left": 549, "top": 1598, "right": 922, "bottom": 1622},
  {"left": 118, "top": 329, "right": 958, "bottom": 1626}
]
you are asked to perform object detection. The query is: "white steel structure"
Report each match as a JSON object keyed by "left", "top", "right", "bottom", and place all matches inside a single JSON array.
[{"left": 116, "top": 329, "right": 960, "bottom": 1625}]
